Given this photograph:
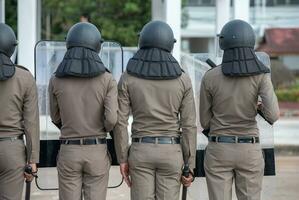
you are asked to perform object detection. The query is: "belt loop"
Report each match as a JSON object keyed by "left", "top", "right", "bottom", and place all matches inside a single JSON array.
[
  {"left": 96, "top": 138, "right": 99, "bottom": 145},
  {"left": 171, "top": 137, "right": 174, "bottom": 144},
  {"left": 139, "top": 138, "right": 142, "bottom": 143},
  {"left": 66, "top": 140, "right": 69, "bottom": 145},
  {"left": 80, "top": 139, "right": 83, "bottom": 145},
  {"left": 215, "top": 136, "right": 219, "bottom": 143},
  {"left": 235, "top": 136, "right": 238, "bottom": 144},
  {"left": 252, "top": 137, "right": 256, "bottom": 144},
  {"left": 155, "top": 137, "right": 158, "bottom": 144}
]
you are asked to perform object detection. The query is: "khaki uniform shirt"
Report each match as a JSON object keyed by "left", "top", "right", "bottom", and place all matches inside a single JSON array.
[
  {"left": 114, "top": 72, "right": 197, "bottom": 169},
  {"left": 48, "top": 72, "right": 118, "bottom": 139},
  {"left": 200, "top": 66, "right": 279, "bottom": 136},
  {"left": 0, "top": 66, "right": 40, "bottom": 163}
]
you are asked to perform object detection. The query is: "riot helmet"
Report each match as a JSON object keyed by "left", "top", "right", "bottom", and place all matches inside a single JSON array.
[
  {"left": 66, "top": 22, "right": 102, "bottom": 53},
  {"left": 0, "top": 23, "right": 17, "bottom": 57},
  {"left": 138, "top": 21, "right": 176, "bottom": 52},
  {"left": 219, "top": 20, "right": 270, "bottom": 77},
  {"left": 126, "top": 20, "right": 182, "bottom": 80},
  {"left": 219, "top": 19, "right": 255, "bottom": 50}
]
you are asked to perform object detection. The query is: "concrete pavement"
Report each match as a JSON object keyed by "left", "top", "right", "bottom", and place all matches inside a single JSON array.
[
  {"left": 25, "top": 155, "right": 299, "bottom": 200},
  {"left": 24, "top": 117, "right": 299, "bottom": 199}
]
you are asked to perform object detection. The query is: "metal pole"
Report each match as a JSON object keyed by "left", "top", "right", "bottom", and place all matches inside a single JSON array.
[
  {"left": 18, "top": 0, "right": 38, "bottom": 73},
  {"left": 151, "top": 0, "right": 182, "bottom": 63},
  {"left": 0, "top": 0, "right": 5, "bottom": 23},
  {"left": 215, "top": 0, "right": 230, "bottom": 61},
  {"left": 233, "top": 0, "right": 250, "bottom": 22}
]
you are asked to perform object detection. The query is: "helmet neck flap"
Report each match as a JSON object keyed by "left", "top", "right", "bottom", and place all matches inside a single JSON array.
[
  {"left": 126, "top": 47, "right": 183, "bottom": 80},
  {"left": 55, "top": 47, "right": 108, "bottom": 78},
  {"left": 0, "top": 53, "right": 15, "bottom": 81},
  {"left": 221, "top": 47, "right": 270, "bottom": 77}
]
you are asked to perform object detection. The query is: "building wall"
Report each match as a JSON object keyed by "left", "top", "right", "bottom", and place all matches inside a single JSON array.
[
  {"left": 281, "top": 55, "right": 299, "bottom": 72},
  {"left": 182, "top": 37, "right": 214, "bottom": 53},
  {"left": 181, "top": 1, "right": 299, "bottom": 53}
]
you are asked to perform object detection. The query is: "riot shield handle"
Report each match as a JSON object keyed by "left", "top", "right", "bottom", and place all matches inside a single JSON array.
[{"left": 206, "top": 59, "right": 217, "bottom": 68}]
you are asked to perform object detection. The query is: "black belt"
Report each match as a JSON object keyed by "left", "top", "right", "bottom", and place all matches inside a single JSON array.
[
  {"left": 209, "top": 136, "right": 259, "bottom": 144},
  {"left": 132, "top": 137, "right": 180, "bottom": 144},
  {"left": 0, "top": 135, "right": 23, "bottom": 142},
  {"left": 60, "top": 138, "right": 106, "bottom": 145}
]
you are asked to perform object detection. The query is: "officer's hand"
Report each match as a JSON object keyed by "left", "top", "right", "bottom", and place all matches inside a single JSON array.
[
  {"left": 120, "top": 162, "right": 131, "bottom": 187},
  {"left": 257, "top": 100, "right": 262, "bottom": 109},
  {"left": 24, "top": 163, "right": 37, "bottom": 182},
  {"left": 181, "top": 173, "right": 194, "bottom": 187}
]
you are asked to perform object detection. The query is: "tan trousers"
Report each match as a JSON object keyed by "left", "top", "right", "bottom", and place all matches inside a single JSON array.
[
  {"left": 128, "top": 142, "right": 184, "bottom": 200},
  {"left": 0, "top": 139, "right": 26, "bottom": 200},
  {"left": 204, "top": 142, "right": 264, "bottom": 200},
  {"left": 57, "top": 144, "right": 111, "bottom": 200}
]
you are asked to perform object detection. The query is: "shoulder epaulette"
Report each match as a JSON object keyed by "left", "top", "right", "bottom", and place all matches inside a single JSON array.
[{"left": 15, "top": 65, "right": 29, "bottom": 71}]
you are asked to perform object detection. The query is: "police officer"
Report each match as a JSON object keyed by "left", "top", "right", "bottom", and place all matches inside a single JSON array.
[
  {"left": 48, "top": 22, "right": 117, "bottom": 200},
  {"left": 114, "top": 20, "right": 197, "bottom": 200},
  {"left": 0, "top": 23, "right": 40, "bottom": 199},
  {"left": 200, "top": 19, "right": 280, "bottom": 200}
]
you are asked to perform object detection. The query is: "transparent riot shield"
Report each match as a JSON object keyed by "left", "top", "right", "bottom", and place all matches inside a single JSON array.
[
  {"left": 35, "top": 40, "right": 124, "bottom": 190},
  {"left": 181, "top": 52, "right": 275, "bottom": 177}
]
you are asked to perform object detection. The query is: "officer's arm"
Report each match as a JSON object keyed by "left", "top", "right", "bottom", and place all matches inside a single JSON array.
[
  {"left": 258, "top": 74, "right": 280, "bottom": 124},
  {"left": 113, "top": 74, "right": 130, "bottom": 163},
  {"left": 199, "top": 75, "right": 213, "bottom": 129},
  {"left": 179, "top": 75, "right": 197, "bottom": 170},
  {"left": 48, "top": 78, "right": 62, "bottom": 128},
  {"left": 104, "top": 76, "right": 118, "bottom": 132},
  {"left": 23, "top": 75, "right": 40, "bottom": 163}
]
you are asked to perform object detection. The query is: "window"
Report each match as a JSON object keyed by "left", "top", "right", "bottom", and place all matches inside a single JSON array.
[{"left": 187, "top": 0, "right": 216, "bottom": 6}]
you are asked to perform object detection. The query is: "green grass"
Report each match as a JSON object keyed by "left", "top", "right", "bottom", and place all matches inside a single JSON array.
[{"left": 275, "top": 79, "right": 299, "bottom": 102}]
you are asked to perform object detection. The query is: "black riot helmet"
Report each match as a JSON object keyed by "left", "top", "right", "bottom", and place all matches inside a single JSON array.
[
  {"left": 219, "top": 19, "right": 255, "bottom": 50},
  {"left": 138, "top": 21, "right": 176, "bottom": 52},
  {"left": 66, "top": 22, "right": 102, "bottom": 53},
  {"left": 0, "top": 23, "right": 17, "bottom": 57}
]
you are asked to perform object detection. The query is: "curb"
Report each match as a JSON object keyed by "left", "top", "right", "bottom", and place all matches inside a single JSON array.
[{"left": 275, "top": 145, "right": 299, "bottom": 156}]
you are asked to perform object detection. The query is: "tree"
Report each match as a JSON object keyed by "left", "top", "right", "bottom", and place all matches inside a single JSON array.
[
  {"left": 5, "top": 0, "right": 17, "bottom": 34},
  {"left": 42, "top": 0, "right": 151, "bottom": 46}
]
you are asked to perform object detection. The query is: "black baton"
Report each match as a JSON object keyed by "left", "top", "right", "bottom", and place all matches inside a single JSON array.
[
  {"left": 25, "top": 165, "right": 32, "bottom": 200},
  {"left": 181, "top": 164, "right": 190, "bottom": 200}
]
